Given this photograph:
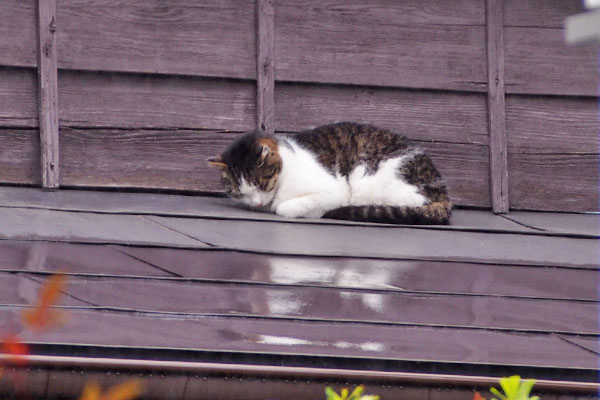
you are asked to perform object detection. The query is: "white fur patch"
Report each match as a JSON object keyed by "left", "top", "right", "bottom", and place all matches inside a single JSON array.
[{"left": 238, "top": 177, "right": 275, "bottom": 209}]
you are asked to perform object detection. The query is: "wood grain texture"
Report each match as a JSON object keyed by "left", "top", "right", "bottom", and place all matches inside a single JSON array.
[
  {"left": 0, "top": 0, "right": 37, "bottom": 67},
  {"left": 504, "top": 26, "right": 599, "bottom": 96},
  {"left": 60, "top": 128, "right": 236, "bottom": 191},
  {"left": 256, "top": 0, "right": 275, "bottom": 134},
  {"left": 275, "top": 83, "right": 489, "bottom": 145},
  {"left": 504, "top": 0, "right": 585, "bottom": 28},
  {"left": 56, "top": 0, "right": 256, "bottom": 79},
  {"left": 486, "top": 0, "right": 509, "bottom": 213},
  {"left": 0, "top": 128, "right": 40, "bottom": 185},
  {"left": 37, "top": 0, "right": 60, "bottom": 188},
  {"left": 0, "top": 67, "right": 38, "bottom": 127},
  {"left": 275, "top": 0, "right": 487, "bottom": 92},
  {"left": 506, "top": 96, "right": 599, "bottom": 212},
  {"left": 58, "top": 70, "right": 255, "bottom": 131}
]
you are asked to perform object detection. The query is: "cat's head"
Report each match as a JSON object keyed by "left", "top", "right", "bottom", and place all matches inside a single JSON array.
[{"left": 208, "top": 132, "right": 282, "bottom": 209}]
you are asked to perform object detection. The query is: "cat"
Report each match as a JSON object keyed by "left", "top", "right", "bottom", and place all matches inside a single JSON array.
[{"left": 208, "top": 122, "right": 451, "bottom": 224}]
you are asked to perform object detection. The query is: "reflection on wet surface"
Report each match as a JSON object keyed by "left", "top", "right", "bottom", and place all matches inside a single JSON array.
[{"left": 256, "top": 334, "right": 386, "bottom": 353}]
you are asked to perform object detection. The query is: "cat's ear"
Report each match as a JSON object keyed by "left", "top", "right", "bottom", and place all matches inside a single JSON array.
[
  {"left": 256, "top": 138, "right": 277, "bottom": 167},
  {"left": 207, "top": 155, "right": 227, "bottom": 170}
]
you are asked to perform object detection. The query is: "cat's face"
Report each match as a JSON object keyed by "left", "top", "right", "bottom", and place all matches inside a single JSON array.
[{"left": 208, "top": 133, "right": 282, "bottom": 210}]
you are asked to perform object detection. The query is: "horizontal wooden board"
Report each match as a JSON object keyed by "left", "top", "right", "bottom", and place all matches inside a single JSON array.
[
  {"left": 275, "top": 83, "right": 489, "bottom": 145},
  {"left": 58, "top": 70, "right": 256, "bottom": 131},
  {"left": 21, "top": 275, "right": 597, "bottom": 335},
  {"left": 505, "top": 212, "right": 600, "bottom": 237},
  {"left": 0, "top": 128, "right": 40, "bottom": 185},
  {"left": 506, "top": 96, "right": 599, "bottom": 153},
  {"left": 60, "top": 128, "right": 234, "bottom": 191},
  {"left": 56, "top": 0, "right": 255, "bottom": 79},
  {"left": 504, "top": 27, "right": 599, "bottom": 96},
  {"left": 506, "top": 95, "right": 599, "bottom": 212},
  {"left": 0, "top": 67, "right": 38, "bottom": 127},
  {"left": 5, "top": 308, "right": 595, "bottom": 369},
  {"left": 0, "top": 0, "right": 37, "bottom": 67},
  {"left": 275, "top": 0, "right": 487, "bottom": 91},
  {"left": 508, "top": 153, "right": 599, "bottom": 212},
  {"left": 504, "top": 0, "right": 584, "bottom": 28}
]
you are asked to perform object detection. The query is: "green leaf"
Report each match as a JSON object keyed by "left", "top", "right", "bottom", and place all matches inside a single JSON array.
[
  {"left": 325, "top": 387, "right": 342, "bottom": 400},
  {"left": 490, "top": 386, "right": 508, "bottom": 400},
  {"left": 347, "top": 386, "right": 364, "bottom": 400}
]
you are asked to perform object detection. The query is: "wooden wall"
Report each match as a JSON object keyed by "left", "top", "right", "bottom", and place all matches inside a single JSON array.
[{"left": 0, "top": 0, "right": 598, "bottom": 212}]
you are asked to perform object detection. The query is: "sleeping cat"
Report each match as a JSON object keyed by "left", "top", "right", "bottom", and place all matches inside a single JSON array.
[{"left": 208, "top": 122, "right": 451, "bottom": 224}]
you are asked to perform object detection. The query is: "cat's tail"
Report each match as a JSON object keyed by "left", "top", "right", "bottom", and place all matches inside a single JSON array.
[{"left": 322, "top": 201, "right": 452, "bottom": 225}]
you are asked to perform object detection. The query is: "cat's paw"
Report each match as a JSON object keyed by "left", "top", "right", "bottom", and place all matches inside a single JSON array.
[{"left": 275, "top": 201, "right": 306, "bottom": 218}]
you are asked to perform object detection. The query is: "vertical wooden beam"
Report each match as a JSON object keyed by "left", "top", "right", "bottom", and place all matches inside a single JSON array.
[
  {"left": 37, "top": 0, "right": 60, "bottom": 188},
  {"left": 256, "top": 0, "right": 275, "bottom": 135},
  {"left": 486, "top": 0, "right": 509, "bottom": 213}
]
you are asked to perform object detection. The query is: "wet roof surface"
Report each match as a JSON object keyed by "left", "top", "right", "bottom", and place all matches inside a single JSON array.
[{"left": 0, "top": 187, "right": 598, "bottom": 378}]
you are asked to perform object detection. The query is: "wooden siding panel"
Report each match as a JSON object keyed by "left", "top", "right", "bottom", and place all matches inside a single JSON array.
[
  {"left": 56, "top": 0, "right": 256, "bottom": 79},
  {"left": 504, "top": 0, "right": 584, "bottom": 28},
  {"left": 0, "top": 67, "right": 38, "bottom": 128},
  {"left": 504, "top": 27, "right": 599, "bottom": 96},
  {"left": 507, "top": 96, "right": 599, "bottom": 212},
  {"left": 0, "top": 128, "right": 40, "bottom": 185},
  {"left": 275, "top": 0, "right": 487, "bottom": 91},
  {"left": 60, "top": 128, "right": 234, "bottom": 191},
  {"left": 58, "top": 71, "right": 256, "bottom": 131},
  {"left": 0, "top": 0, "right": 37, "bottom": 68}
]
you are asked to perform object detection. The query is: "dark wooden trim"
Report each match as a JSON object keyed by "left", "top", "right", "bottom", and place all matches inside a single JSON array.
[
  {"left": 256, "top": 0, "right": 275, "bottom": 134},
  {"left": 37, "top": 0, "right": 59, "bottom": 188},
  {"left": 486, "top": 0, "right": 509, "bottom": 213}
]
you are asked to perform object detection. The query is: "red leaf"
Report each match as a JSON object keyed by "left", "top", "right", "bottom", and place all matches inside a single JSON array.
[{"left": 1, "top": 334, "right": 29, "bottom": 366}]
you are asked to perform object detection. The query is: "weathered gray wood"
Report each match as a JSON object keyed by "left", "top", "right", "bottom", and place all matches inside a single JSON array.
[
  {"left": 149, "top": 216, "right": 600, "bottom": 268},
  {"left": 505, "top": 212, "right": 600, "bottom": 237},
  {"left": 0, "top": 128, "right": 40, "bottom": 185},
  {"left": 58, "top": 71, "right": 255, "bottom": 131},
  {"left": 275, "top": 83, "right": 489, "bottom": 145},
  {"left": 504, "top": 0, "right": 585, "bottom": 28},
  {"left": 508, "top": 153, "right": 599, "bottom": 213},
  {"left": 504, "top": 27, "right": 599, "bottom": 96},
  {"left": 0, "top": 67, "right": 38, "bottom": 127},
  {"left": 59, "top": 128, "right": 234, "bottom": 191},
  {"left": 37, "top": 0, "right": 60, "bottom": 188},
  {"left": 0, "top": 0, "right": 37, "bottom": 67},
  {"left": 506, "top": 95, "right": 599, "bottom": 213},
  {"left": 56, "top": 0, "right": 256, "bottom": 79},
  {"left": 275, "top": 0, "right": 487, "bottom": 91},
  {"left": 486, "top": 0, "right": 509, "bottom": 213},
  {"left": 0, "top": 207, "right": 207, "bottom": 248},
  {"left": 256, "top": 0, "right": 275, "bottom": 134}
]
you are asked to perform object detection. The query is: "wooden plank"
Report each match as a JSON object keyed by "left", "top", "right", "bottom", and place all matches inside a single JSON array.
[
  {"left": 504, "top": 27, "right": 599, "bottom": 96},
  {"left": 37, "top": 0, "right": 60, "bottom": 188},
  {"left": 485, "top": 0, "right": 509, "bottom": 213},
  {"left": 56, "top": 0, "right": 256, "bottom": 79},
  {"left": 506, "top": 96, "right": 599, "bottom": 212},
  {"left": 7, "top": 308, "right": 596, "bottom": 369},
  {"left": 0, "top": 274, "right": 88, "bottom": 306},
  {"left": 59, "top": 128, "right": 235, "bottom": 191},
  {"left": 275, "top": 83, "right": 489, "bottom": 145},
  {"left": 0, "top": 128, "right": 40, "bottom": 185},
  {"left": 48, "top": 275, "right": 600, "bottom": 334},
  {"left": 275, "top": 0, "right": 487, "bottom": 92},
  {"left": 0, "top": 67, "right": 38, "bottom": 127},
  {"left": 508, "top": 153, "right": 599, "bottom": 212},
  {"left": 148, "top": 216, "right": 600, "bottom": 268},
  {"left": 58, "top": 71, "right": 255, "bottom": 131},
  {"left": 0, "top": 0, "right": 37, "bottom": 67},
  {"left": 0, "top": 208, "right": 207, "bottom": 248},
  {"left": 504, "top": 0, "right": 585, "bottom": 28},
  {"left": 256, "top": 0, "right": 275, "bottom": 134}
]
